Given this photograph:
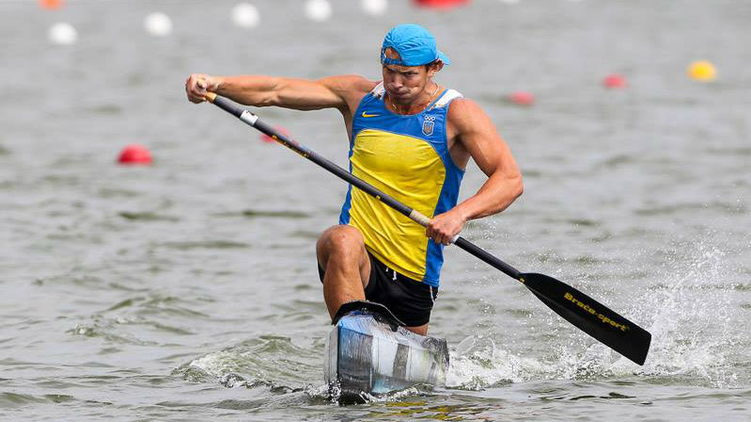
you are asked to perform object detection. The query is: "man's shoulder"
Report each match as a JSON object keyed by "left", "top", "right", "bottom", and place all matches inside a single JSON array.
[
  {"left": 444, "top": 96, "right": 500, "bottom": 146},
  {"left": 318, "top": 74, "right": 378, "bottom": 95},
  {"left": 315, "top": 75, "right": 378, "bottom": 117},
  {"left": 446, "top": 97, "right": 487, "bottom": 126}
]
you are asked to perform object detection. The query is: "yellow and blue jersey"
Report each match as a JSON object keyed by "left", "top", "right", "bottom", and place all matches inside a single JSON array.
[{"left": 339, "top": 82, "right": 465, "bottom": 287}]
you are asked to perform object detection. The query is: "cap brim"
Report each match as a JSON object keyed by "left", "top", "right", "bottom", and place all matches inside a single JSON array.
[{"left": 437, "top": 50, "right": 450, "bottom": 65}]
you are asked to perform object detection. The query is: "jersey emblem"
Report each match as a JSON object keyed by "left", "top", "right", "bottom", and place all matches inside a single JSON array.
[{"left": 422, "top": 115, "right": 435, "bottom": 136}]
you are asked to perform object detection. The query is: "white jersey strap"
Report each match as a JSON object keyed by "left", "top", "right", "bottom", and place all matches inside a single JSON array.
[
  {"left": 432, "top": 89, "right": 463, "bottom": 109},
  {"left": 371, "top": 82, "right": 386, "bottom": 99}
]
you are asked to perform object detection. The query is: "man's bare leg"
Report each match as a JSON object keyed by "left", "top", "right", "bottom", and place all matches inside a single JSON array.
[
  {"left": 317, "top": 225, "right": 431, "bottom": 335},
  {"left": 316, "top": 225, "right": 371, "bottom": 320}
]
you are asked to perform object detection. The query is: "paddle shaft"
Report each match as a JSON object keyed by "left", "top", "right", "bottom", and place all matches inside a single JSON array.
[{"left": 207, "top": 92, "right": 523, "bottom": 280}]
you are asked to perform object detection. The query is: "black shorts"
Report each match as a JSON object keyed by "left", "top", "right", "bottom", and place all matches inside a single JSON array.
[{"left": 318, "top": 252, "right": 438, "bottom": 327}]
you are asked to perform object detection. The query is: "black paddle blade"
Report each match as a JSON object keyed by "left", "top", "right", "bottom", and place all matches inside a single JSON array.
[{"left": 520, "top": 272, "right": 651, "bottom": 365}]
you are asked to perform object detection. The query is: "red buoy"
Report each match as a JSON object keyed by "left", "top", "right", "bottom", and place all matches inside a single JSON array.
[
  {"left": 603, "top": 74, "right": 627, "bottom": 89},
  {"left": 117, "top": 144, "right": 153, "bottom": 165},
  {"left": 413, "top": 0, "right": 470, "bottom": 10},
  {"left": 508, "top": 91, "right": 535, "bottom": 106}
]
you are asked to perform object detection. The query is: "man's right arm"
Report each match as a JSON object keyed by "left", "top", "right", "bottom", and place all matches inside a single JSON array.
[{"left": 185, "top": 73, "right": 373, "bottom": 115}]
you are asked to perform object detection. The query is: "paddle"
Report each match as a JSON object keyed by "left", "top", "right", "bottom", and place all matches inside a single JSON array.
[{"left": 203, "top": 93, "right": 652, "bottom": 365}]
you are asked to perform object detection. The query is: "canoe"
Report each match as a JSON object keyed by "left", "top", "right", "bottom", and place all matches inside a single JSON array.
[{"left": 324, "top": 301, "right": 449, "bottom": 404}]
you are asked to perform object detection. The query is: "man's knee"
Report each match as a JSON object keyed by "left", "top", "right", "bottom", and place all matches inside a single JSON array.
[{"left": 316, "top": 225, "right": 365, "bottom": 262}]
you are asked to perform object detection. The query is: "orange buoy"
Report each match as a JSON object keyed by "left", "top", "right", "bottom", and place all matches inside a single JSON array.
[
  {"left": 39, "top": 0, "right": 64, "bottom": 10},
  {"left": 413, "top": 0, "right": 470, "bottom": 10},
  {"left": 117, "top": 144, "right": 153, "bottom": 165}
]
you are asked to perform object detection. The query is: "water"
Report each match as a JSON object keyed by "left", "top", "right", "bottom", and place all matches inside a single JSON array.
[{"left": 1, "top": 0, "right": 750, "bottom": 420}]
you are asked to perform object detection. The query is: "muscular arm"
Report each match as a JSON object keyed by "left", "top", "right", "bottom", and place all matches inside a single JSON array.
[
  {"left": 185, "top": 73, "right": 375, "bottom": 118},
  {"left": 427, "top": 99, "right": 523, "bottom": 245}
]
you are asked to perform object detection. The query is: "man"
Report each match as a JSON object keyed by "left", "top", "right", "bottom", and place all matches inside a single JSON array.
[{"left": 186, "top": 24, "right": 523, "bottom": 335}]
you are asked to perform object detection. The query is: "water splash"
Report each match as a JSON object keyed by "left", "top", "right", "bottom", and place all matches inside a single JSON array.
[
  {"left": 446, "top": 238, "right": 749, "bottom": 390},
  {"left": 446, "top": 335, "right": 545, "bottom": 390},
  {"left": 633, "top": 240, "right": 746, "bottom": 388}
]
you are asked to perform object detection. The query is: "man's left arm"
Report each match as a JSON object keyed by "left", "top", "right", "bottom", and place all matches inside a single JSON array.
[{"left": 426, "top": 99, "right": 524, "bottom": 245}]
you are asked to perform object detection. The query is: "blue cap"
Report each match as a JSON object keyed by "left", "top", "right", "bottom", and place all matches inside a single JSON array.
[{"left": 381, "top": 24, "right": 450, "bottom": 67}]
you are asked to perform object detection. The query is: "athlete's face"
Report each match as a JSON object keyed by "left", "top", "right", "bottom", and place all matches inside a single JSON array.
[
  {"left": 381, "top": 64, "right": 431, "bottom": 105},
  {"left": 380, "top": 47, "right": 441, "bottom": 106}
]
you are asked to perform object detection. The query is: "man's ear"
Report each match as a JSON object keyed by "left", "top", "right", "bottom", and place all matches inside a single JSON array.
[{"left": 428, "top": 60, "right": 445, "bottom": 77}]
